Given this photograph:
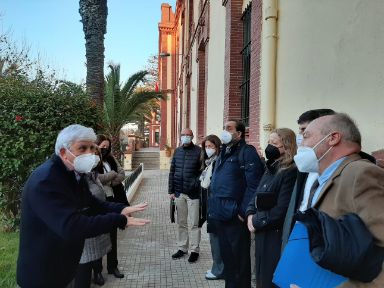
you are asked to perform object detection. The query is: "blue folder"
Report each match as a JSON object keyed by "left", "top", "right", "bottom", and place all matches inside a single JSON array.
[{"left": 273, "top": 222, "right": 347, "bottom": 288}]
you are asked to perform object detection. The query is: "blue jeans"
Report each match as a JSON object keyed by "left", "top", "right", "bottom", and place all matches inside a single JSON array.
[{"left": 209, "top": 232, "right": 224, "bottom": 277}]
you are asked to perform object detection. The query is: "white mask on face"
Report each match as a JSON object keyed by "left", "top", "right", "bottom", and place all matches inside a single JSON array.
[
  {"left": 67, "top": 149, "right": 98, "bottom": 173},
  {"left": 205, "top": 148, "right": 216, "bottom": 158},
  {"left": 293, "top": 133, "right": 333, "bottom": 173},
  {"left": 181, "top": 135, "right": 192, "bottom": 145},
  {"left": 220, "top": 130, "right": 233, "bottom": 145},
  {"left": 296, "top": 134, "right": 304, "bottom": 146},
  {"left": 93, "top": 155, "right": 101, "bottom": 169}
]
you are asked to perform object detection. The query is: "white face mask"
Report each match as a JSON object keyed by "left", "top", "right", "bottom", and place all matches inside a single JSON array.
[
  {"left": 181, "top": 135, "right": 192, "bottom": 145},
  {"left": 67, "top": 149, "right": 98, "bottom": 174},
  {"left": 294, "top": 133, "right": 333, "bottom": 173},
  {"left": 220, "top": 130, "right": 233, "bottom": 145},
  {"left": 93, "top": 155, "right": 101, "bottom": 169},
  {"left": 205, "top": 148, "right": 216, "bottom": 158},
  {"left": 296, "top": 134, "right": 304, "bottom": 146}
]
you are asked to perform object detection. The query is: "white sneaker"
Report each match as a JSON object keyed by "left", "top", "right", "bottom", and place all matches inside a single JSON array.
[{"left": 205, "top": 270, "right": 219, "bottom": 280}]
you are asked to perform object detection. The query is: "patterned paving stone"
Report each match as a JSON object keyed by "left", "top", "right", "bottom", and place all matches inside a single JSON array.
[{"left": 97, "top": 170, "right": 225, "bottom": 288}]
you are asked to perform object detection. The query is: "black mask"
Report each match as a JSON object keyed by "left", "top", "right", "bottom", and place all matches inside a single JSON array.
[
  {"left": 100, "top": 147, "right": 110, "bottom": 158},
  {"left": 265, "top": 144, "right": 281, "bottom": 161}
]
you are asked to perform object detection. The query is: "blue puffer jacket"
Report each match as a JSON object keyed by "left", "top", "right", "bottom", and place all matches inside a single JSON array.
[
  {"left": 209, "top": 139, "right": 265, "bottom": 220},
  {"left": 168, "top": 143, "right": 202, "bottom": 199}
]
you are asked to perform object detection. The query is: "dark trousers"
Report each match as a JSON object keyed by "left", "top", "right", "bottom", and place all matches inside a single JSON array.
[
  {"left": 106, "top": 195, "right": 119, "bottom": 271},
  {"left": 211, "top": 218, "right": 251, "bottom": 288},
  {"left": 74, "top": 263, "right": 92, "bottom": 288},
  {"left": 74, "top": 259, "right": 103, "bottom": 288},
  {"left": 107, "top": 227, "right": 118, "bottom": 271}
]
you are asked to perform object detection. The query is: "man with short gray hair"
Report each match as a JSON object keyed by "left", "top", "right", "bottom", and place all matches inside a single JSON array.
[
  {"left": 17, "top": 124, "right": 149, "bottom": 288},
  {"left": 290, "top": 113, "right": 384, "bottom": 287}
]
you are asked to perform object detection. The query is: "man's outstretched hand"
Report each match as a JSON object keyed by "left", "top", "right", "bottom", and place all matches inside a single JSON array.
[
  {"left": 126, "top": 216, "right": 150, "bottom": 227},
  {"left": 121, "top": 202, "right": 148, "bottom": 216}
]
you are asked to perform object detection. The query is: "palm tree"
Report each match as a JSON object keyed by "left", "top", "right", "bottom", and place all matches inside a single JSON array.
[
  {"left": 79, "top": 0, "right": 107, "bottom": 106},
  {"left": 103, "top": 64, "right": 162, "bottom": 161}
]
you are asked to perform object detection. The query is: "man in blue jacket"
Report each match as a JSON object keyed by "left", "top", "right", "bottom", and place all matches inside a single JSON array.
[
  {"left": 209, "top": 120, "right": 264, "bottom": 288},
  {"left": 17, "top": 124, "right": 149, "bottom": 288}
]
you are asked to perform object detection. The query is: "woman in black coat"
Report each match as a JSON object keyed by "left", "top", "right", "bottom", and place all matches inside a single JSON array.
[
  {"left": 95, "top": 134, "right": 127, "bottom": 283},
  {"left": 246, "top": 128, "right": 298, "bottom": 288}
]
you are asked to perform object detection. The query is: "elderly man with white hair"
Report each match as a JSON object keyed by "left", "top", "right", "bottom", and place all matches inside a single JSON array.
[{"left": 16, "top": 124, "right": 149, "bottom": 288}]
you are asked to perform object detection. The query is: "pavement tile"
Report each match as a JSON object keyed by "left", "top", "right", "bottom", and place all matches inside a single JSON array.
[{"left": 96, "top": 170, "right": 225, "bottom": 288}]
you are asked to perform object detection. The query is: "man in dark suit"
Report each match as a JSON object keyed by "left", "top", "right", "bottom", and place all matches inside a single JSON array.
[{"left": 17, "top": 124, "right": 149, "bottom": 288}]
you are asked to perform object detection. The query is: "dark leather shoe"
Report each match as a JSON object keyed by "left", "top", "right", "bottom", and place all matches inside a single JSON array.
[
  {"left": 93, "top": 272, "right": 105, "bottom": 286},
  {"left": 188, "top": 252, "right": 199, "bottom": 263},
  {"left": 108, "top": 267, "right": 124, "bottom": 278},
  {"left": 172, "top": 250, "right": 187, "bottom": 259}
]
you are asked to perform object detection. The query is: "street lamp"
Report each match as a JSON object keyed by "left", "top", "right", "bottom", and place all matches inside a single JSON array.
[
  {"left": 159, "top": 52, "right": 183, "bottom": 58},
  {"left": 159, "top": 52, "right": 171, "bottom": 58}
]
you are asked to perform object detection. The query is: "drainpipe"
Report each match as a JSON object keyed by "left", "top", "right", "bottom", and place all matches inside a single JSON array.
[{"left": 260, "top": 0, "right": 278, "bottom": 149}]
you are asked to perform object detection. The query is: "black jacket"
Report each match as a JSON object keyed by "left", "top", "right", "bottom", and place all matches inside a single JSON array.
[
  {"left": 209, "top": 139, "right": 265, "bottom": 220},
  {"left": 296, "top": 208, "right": 384, "bottom": 283},
  {"left": 17, "top": 155, "right": 128, "bottom": 288},
  {"left": 246, "top": 162, "right": 297, "bottom": 231},
  {"left": 168, "top": 143, "right": 202, "bottom": 199}
]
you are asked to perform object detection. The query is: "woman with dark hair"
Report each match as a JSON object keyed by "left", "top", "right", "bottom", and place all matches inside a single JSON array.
[
  {"left": 246, "top": 128, "right": 298, "bottom": 288},
  {"left": 96, "top": 135, "right": 127, "bottom": 281},
  {"left": 199, "top": 134, "right": 224, "bottom": 281}
]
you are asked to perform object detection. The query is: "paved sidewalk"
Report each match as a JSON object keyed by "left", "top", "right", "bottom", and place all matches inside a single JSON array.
[{"left": 100, "top": 170, "right": 225, "bottom": 288}]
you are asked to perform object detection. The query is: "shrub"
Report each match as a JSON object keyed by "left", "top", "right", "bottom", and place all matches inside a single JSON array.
[{"left": 0, "top": 77, "right": 102, "bottom": 231}]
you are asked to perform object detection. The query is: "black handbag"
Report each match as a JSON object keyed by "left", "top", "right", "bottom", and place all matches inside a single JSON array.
[
  {"left": 296, "top": 208, "right": 384, "bottom": 282},
  {"left": 255, "top": 192, "right": 277, "bottom": 211},
  {"left": 170, "top": 199, "right": 176, "bottom": 223},
  {"left": 112, "top": 183, "right": 129, "bottom": 206}
]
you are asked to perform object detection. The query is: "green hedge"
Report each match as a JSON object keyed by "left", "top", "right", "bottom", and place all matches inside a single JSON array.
[{"left": 0, "top": 77, "right": 102, "bottom": 231}]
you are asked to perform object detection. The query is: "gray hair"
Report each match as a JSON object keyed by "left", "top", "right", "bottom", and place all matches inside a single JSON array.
[
  {"left": 55, "top": 124, "right": 97, "bottom": 155},
  {"left": 321, "top": 113, "right": 361, "bottom": 146}
]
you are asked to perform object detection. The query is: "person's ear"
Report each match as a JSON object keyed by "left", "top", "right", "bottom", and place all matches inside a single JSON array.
[
  {"left": 329, "top": 132, "right": 341, "bottom": 146},
  {"left": 60, "top": 147, "right": 70, "bottom": 161}
]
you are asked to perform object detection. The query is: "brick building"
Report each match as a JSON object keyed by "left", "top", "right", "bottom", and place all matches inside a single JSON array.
[
  {"left": 159, "top": 0, "right": 384, "bottom": 163},
  {"left": 158, "top": 0, "right": 264, "bottom": 161}
]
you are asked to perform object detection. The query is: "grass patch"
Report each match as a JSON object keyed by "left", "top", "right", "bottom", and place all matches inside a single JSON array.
[{"left": 0, "top": 231, "right": 19, "bottom": 288}]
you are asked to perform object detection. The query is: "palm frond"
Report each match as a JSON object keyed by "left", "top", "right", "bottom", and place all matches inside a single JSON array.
[{"left": 121, "top": 70, "right": 148, "bottom": 97}]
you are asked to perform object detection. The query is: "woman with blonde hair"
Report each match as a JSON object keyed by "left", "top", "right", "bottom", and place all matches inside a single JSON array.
[{"left": 246, "top": 128, "right": 298, "bottom": 288}]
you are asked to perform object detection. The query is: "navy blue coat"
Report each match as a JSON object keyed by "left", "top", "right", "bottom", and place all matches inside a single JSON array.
[
  {"left": 17, "top": 155, "right": 128, "bottom": 288},
  {"left": 209, "top": 139, "right": 265, "bottom": 220},
  {"left": 168, "top": 143, "right": 202, "bottom": 199}
]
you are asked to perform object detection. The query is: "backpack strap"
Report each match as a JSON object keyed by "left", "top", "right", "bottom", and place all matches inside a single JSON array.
[{"left": 238, "top": 144, "right": 247, "bottom": 169}]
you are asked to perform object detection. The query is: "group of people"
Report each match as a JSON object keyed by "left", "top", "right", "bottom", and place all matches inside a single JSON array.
[
  {"left": 16, "top": 109, "right": 384, "bottom": 288},
  {"left": 16, "top": 125, "right": 150, "bottom": 288},
  {"left": 168, "top": 110, "right": 384, "bottom": 288}
]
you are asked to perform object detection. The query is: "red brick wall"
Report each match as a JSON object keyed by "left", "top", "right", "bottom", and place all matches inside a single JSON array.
[
  {"left": 223, "top": 0, "right": 243, "bottom": 122},
  {"left": 159, "top": 3, "right": 177, "bottom": 149},
  {"left": 248, "top": 0, "right": 262, "bottom": 151},
  {"left": 197, "top": 46, "right": 207, "bottom": 143}
]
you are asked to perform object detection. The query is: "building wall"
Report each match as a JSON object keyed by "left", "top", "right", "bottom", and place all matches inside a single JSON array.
[
  {"left": 189, "top": 45, "right": 198, "bottom": 135},
  {"left": 276, "top": 0, "right": 384, "bottom": 153},
  {"left": 206, "top": 0, "right": 226, "bottom": 136},
  {"left": 248, "top": 0, "right": 262, "bottom": 150},
  {"left": 223, "top": 0, "right": 243, "bottom": 121}
]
